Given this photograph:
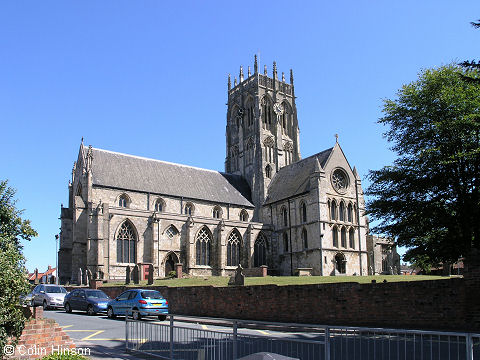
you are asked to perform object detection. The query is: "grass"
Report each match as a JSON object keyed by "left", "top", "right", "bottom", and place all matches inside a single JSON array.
[{"left": 100, "top": 275, "right": 452, "bottom": 288}]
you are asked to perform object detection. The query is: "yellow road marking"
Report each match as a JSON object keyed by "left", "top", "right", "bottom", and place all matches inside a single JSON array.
[
  {"left": 65, "top": 329, "right": 97, "bottom": 332},
  {"left": 60, "top": 325, "right": 73, "bottom": 329},
  {"left": 201, "top": 325, "right": 208, "bottom": 330},
  {"left": 81, "top": 330, "right": 105, "bottom": 341}
]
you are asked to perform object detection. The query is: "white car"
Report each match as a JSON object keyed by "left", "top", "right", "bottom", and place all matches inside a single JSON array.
[{"left": 32, "top": 284, "right": 68, "bottom": 310}]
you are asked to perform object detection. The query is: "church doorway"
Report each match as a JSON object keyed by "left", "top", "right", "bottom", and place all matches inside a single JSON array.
[
  {"left": 164, "top": 252, "right": 178, "bottom": 276},
  {"left": 335, "top": 253, "right": 346, "bottom": 274}
]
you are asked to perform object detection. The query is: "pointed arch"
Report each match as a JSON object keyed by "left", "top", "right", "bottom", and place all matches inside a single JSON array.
[
  {"left": 265, "top": 164, "right": 272, "bottom": 179},
  {"left": 212, "top": 205, "right": 222, "bottom": 219},
  {"left": 302, "top": 228, "right": 308, "bottom": 249},
  {"left": 195, "top": 226, "right": 212, "bottom": 266},
  {"left": 339, "top": 201, "right": 345, "bottom": 222},
  {"left": 154, "top": 197, "right": 165, "bottom": 212},
  {"left": 281, "top": 100, "right": 293, "bottom": 137},
  {"left": 163, "top": 251, "right": 179, "bottom": 276},
  {"left": 184, "top": 202, "right": 194, "bottom": 216},
  {"left": 227, "top": 229, "right": 242, "bottom": 266},
  {"left": 347, "top": 203, "right": 353, "bottom": 223},
  {"left": 300, "top": 201, "right": 307, "bottom": 223},
  {"left": 281, "top": 206, "right": 288, "bottom": 227},
  {"left": 261, "top": 95, "right": 273, "bottom": 129},
  {"left": 349, "top": 228, "right": 355, "bottom": 249},
  {"left": 331, "top": 200, "right": 337, "bottom": 220},
  {"left": 335, "top": 252, "right": 346, "bottom": 274},
  {"left": 341, "top": 226, "right": 347, "bottom": 247},
  {"left": 117, "top": 193, "right": 130, "bottom": 208},
  {"left": 245, "top": 96, "right": 255, "bottom": 129},
  {"left": 116, "top": 219, "right": 137, "bottom": 263},
  {"left": 332, "top": 225, "right": 338, "bottom": 248},
  {"left": 253, "top": 232, "right": 267, "bottom": 267},
  {"left": 239, "top": 209, "right": 249, "bottom": 222}
]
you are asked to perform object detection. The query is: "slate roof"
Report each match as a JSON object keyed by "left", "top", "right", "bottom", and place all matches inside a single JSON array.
[
  {"left": 88, "top": 147, "right": 253, "bottom": 207},
  {"left": 264, "top": 148, "right": 333, "bottom": 205}
]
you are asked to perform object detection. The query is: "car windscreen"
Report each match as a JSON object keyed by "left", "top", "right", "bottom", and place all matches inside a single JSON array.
[
  {"left": 141, "top": 291, "right": 163, "bottom": 299},
  {"left": 85, "top": 290, "right": 109, "bottom": 299},
  {"left": 45, "top": 286, "right": 67, "bottom": 294}
]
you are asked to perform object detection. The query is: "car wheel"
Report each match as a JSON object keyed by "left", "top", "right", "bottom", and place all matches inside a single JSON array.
[
  {"left": 43, "top": 300, "right": 48, "bottom": 310},
  {"left": 87, "top": 305, "right": 95, "bottom": 316},
  {"left": 132, "top": 309, "right": 141, "bottom": 321},
  {"left": 158, "top": 315, "right": 167, "bottom": 321},
  {"left": 65, "top": 303, "right": 72, "bottom": 313},
  {"left": 107, "top": 307, "right": 116, "bottom": 319}
]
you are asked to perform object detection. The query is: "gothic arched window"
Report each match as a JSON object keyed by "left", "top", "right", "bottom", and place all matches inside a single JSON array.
[
  {"left": 341, "top": 227, "right": 347, "bottom": 247},
  {"left": 281, "top": 206, "right": 288, "bottom": 227},
  {"left": 184, "top": 203, "right": 194, "bottom": 216},
  {"left": 118, "top": 194, "right": 129, "bottom": 208},
  {"left": 227, "top": 230, "right": 241, "bottom": 266},
  {"left": 339, "top": 202, "right": 345, "bottom": 222},
  {"left": 116, "top": 221, "right": 136, "bottom": 263},
  {"left": 265, "top": 165, "right": 272, "bottom": 179},
  {"left": 302, "top": 228, "right": 308, "bottom": 249},
  {"left": 212, "top": 206, "right": 222, "bottom": 219},
  {"left": 253, "top": 233, "right": 267, "bottom": 267},
  {"left": 240, "top": 209, "right": 249, "bottom": 222},
  {"left": 283, "top": 232, "right": 289, "bottom": 252},
  {"left": 196, "top": 227, "right": 211, "bottom": 266},
  {"left": 347, "top": 203, "right": 353, "bottom": 222},
  {"left": 331, "top": 201, "right": 337, "bottom": 220},
  {"left": 155, "top": 198, "right": 164, "bottom": 212},
  {"left": 301, "top": 202, "right": 307, "bottom": 223},
  {"left": 349, "top": 228, "right": 355, "bottom": 249},
  {"left": 332, "top": 226, "right": 338, "bottom": 247}
]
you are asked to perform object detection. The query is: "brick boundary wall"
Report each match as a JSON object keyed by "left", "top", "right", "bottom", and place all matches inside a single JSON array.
[
  {"left": 8, "top": 307, "right": 75, "bottom": 359},
  {"left": 97, "top": 277, "right": 476, "bottom": 332}
]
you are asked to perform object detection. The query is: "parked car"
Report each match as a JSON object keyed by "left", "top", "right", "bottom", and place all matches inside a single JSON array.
[
  {"left": 19, "top": 291, "right": 34, "bottom": 306},
  {"left": 64, "top": 289, "right": 111, "bottom": 315},
  {"left": 107, "top": 289, "right": 168, "bottom": 321},
  {"left": 32, "top": 284, "right": 68, "bottom": 310}
]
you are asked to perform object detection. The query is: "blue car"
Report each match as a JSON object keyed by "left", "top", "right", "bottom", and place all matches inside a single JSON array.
[
  {"left": 107, "top": 289, "right": 168, "bottom": 321},
  {"left": 64, "top": 289, "right": 111, "bottom": 315}
]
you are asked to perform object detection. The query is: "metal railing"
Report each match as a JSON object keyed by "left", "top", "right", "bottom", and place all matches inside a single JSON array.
[{"left": 125, "top": 315, "right": 480, "bottom": 360}]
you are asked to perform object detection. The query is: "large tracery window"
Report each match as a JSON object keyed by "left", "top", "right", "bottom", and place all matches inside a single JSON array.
[
  {"left": 195, "top": 227, "right": 211, "bottom": 266},
  {"left": 116, "top": 221, "right": 136, "bottom": 263},
  {"left": 227, "top": 230, "right": 241, "bottom": 266},
  {"left": 253, "top": 233, "right": 267, "bottom": 267}
]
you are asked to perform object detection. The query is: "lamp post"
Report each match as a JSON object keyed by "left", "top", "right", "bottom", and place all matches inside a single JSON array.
[{"left": 55, "top": 234, "right": 59, "bottom": 284}]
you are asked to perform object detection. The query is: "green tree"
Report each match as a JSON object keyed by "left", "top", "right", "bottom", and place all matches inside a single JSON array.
[
  {"left": 0, "top": 180, "right": 37, "bottom": 356},
  {"left": 366, "top": 65, "right": 480, "bottom": 267}
]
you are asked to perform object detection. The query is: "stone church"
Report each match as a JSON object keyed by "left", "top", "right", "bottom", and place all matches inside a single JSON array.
[{"left": 58, "top": 56, "right": 369, "bottom": 284}]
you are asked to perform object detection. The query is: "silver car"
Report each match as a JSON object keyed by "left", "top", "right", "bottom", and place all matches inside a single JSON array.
[{"left": 32, "top": 284, "right": 68, "bottom": 310}]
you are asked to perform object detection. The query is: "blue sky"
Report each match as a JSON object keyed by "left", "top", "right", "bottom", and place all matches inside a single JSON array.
[{"left": 1, "top": 1, "right": 478, "bottom": 272}]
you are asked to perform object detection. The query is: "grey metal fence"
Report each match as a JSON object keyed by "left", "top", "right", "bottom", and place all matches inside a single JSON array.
[{"left": 125, "top": 315, "right": 480, "bottom": 360}]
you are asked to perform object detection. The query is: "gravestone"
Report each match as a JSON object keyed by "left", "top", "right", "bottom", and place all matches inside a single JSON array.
[
  {"left": 234, "top": 265, "right": 245, "bottom": 286},
  {"left": 86, "top": 269, "right": 92, "bottom": 285},
  {"left": 147, "top": 264, "right": 154, "bottom": 285},
  {"left": 125, "top": 265, "right": 131, "bottom": 285},
  {"left": 77, "top": 268, "right": 83, "bottom": 285},
  {"left": 132, "top": 265, "right": 140, "bottom": 284}
]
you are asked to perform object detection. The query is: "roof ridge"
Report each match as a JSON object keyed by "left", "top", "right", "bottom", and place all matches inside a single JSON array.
[{"left": 92, "top": 147, "right": 222, "bottom": 174}]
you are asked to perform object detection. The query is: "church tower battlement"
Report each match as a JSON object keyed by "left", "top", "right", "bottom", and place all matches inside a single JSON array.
[{"left": 225, "top": 56, "right": 301, "bottom": 220}]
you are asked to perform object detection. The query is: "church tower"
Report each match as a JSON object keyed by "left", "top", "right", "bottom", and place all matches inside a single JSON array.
[{"left": 225, "top": 56, "right": 301, "bottom": 220}]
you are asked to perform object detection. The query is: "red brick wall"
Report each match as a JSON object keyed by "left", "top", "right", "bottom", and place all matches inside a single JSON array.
[
  {"left": 99, "top": 278, "right": 472, "bottom": 332},
  {"left": 8, "top": 307, "right": 75, "bottom": 359}
]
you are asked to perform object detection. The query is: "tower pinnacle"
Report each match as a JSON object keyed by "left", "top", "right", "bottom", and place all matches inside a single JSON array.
[
  {"left": 228, "top": 74, "right": 231, "bottom": 90},
  {"left": 273, "top": 61, "right": 277, "bottom": 79},
  {"left": 254, "top": 54, "right": 258, "bottom": 73}
]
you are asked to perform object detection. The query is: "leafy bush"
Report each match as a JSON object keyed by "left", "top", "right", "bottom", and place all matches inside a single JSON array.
[
  {"left": 167, "top": 270, "right": 177, "bottom": 279},
  {"left": 0, "top": 180, "right": 37, "bottom": 353}
]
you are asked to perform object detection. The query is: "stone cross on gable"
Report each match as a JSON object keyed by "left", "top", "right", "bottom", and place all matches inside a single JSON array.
[{"left": 335, "top": 134, "right": 339, "bottom": 143}]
